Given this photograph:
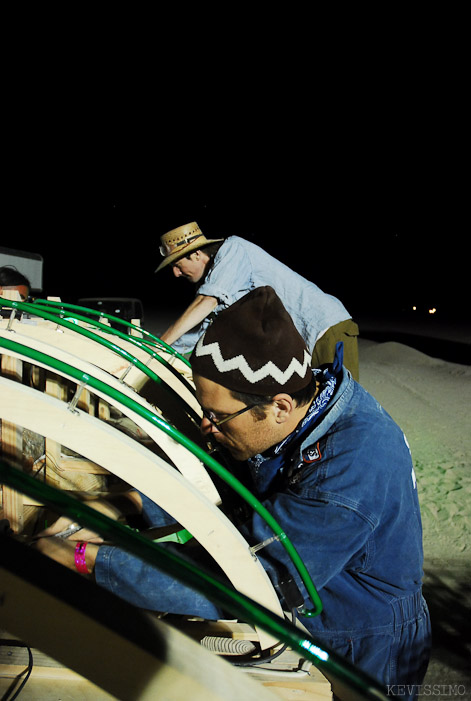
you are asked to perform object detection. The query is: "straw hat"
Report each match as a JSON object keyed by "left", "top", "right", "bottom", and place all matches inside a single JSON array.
[{"left": 155, "top": 222, "right": 223, "bottom": 272}]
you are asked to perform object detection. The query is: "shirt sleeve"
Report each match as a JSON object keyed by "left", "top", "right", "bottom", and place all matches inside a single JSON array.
[
  {"left": 170, "top": 327, "right": 204, "bottom": 354},
  {"left": 170, "top": 316, "right": 212, "bottom": 354},
  {"left": 197, "top": 237, "right": 254, "bottom": 306}
]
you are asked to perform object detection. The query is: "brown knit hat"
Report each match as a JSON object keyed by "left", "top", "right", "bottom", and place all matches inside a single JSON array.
[{"left": 191, "top": 287, "right": 313, "bottom": 394}]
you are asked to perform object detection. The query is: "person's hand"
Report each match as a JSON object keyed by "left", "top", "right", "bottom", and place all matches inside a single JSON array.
[
  {"left": 35, "top": 494, "right": 138, "bottom": 543},
  {"left": 36, "top": 515, "right": 104, "bottom": 543}
]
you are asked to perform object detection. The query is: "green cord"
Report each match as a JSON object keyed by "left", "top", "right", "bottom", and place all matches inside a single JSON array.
[
  {"left": 32, "top": 298, "right": 191, "bottom": 367},
  {"left": 0, "top": 298, "right": 199, "bottom": 424}
]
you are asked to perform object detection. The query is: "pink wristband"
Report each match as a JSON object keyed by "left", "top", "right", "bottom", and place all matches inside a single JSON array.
[{"left": 74, "top": 541, "right": 89, "bottom": 574}]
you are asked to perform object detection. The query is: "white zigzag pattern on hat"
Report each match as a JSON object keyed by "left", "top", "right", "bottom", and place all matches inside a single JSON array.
[{"left": 194, "top": 337, "right": 311, "bottom": 385}]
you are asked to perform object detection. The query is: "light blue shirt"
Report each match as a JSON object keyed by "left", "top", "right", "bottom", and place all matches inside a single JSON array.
[{"left": 172, "top": 236, "right": 351, "bottom": 354}]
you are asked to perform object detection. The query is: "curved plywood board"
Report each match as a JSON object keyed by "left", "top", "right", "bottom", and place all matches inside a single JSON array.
[
  {"left": 0, "top": 376, "right": 283, "bottom": 648},
  {"left": 0, "top": 328, "right": 219, "bottom": 505}
]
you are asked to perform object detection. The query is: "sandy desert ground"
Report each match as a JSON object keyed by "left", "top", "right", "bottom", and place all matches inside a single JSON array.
[{"left": 357, "top": 337, "right": 471, "bottom": 698}]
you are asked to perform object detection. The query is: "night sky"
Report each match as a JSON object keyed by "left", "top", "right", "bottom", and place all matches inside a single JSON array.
[
  {"left": 4, "top": 65, "right": 467, "bottom": 337},
  {"left": 3, "top": 12, "right": 467, "bottom": 346},
  {"left": 6, "top": 152, "right": 465, "bottom": 330}
]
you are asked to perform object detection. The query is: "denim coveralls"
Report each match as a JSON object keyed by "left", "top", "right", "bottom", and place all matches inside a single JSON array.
[
  {"left": 95, "top": 368, "right": 431, "bottom": 696},
  {"left": 172, "top": 236, "right": 352, "bottom": 354}
]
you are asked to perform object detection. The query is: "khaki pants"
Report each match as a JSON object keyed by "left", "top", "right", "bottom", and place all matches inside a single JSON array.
[{"left": 311, "top": 319, "right": 360, "bottom": 381}]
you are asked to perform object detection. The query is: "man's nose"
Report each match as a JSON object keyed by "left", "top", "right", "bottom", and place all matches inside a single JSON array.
[
  {"left": 172, "top": 265, "right": 182, "bottom": 278},
  {"left": 200, "top": 417, "right": 220, "bottom": 435}
]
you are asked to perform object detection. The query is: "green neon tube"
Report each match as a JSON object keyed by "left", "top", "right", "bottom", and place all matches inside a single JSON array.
[
  {"left": 0, "top": 461, "right": 388, "bottom": 701},
  {"left": 32, "top": 298, "right": 190, "bottom": 367},
  {"left": 4, "top": 297, "right": 192, "bottom": 388},
  {"left": 0, "top": 334, "right": 322, "bottom": 617},
  {"left": 29, "top": 299, "right": 195, "bottom": 395},
  {"left": 0, "top": 298, "right": 199, "bottom": 424}
]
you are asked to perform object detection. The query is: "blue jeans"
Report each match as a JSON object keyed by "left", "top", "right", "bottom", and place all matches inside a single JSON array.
[{"left": 95, "top": 492, "right": 222, "bottom": 619}]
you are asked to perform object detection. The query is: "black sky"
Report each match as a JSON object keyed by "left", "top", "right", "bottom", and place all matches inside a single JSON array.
[
  {"left": 6, "top": 140, "right": 465, "bottom": 328},
  {"left": 4, "top": 37, "right": 467, "bottom": 328}
]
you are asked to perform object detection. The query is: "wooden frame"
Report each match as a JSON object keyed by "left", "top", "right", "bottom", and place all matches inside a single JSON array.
[
  {"left": 0, "top": 349, "right": 282, "bottom": 649},
  {"left": 0, "top": 318, "right": 219, "bottom": 503},
  {"left": 0, "top": 302, "right": 334, "bottom": 698}
]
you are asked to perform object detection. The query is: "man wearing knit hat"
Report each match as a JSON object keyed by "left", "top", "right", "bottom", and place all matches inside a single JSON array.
[
  {"left": 155, "top": 222, "right": 360, "bottom": 380},
  {"left": 37, "top": 287, "right": 429, "bottom": 698},
  {"left": 191, "top": 287, "right": 431, "bottom": 697},
  {"left": 191, "top": 285, "right": 318, "bottom": 464}
]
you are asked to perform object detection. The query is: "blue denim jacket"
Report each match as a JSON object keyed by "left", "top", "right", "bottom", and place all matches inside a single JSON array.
[
  {"left": 172, "top": 236, "right": 351, "bottom": 354},
  {"left": 95, "top": 368, "right": 430, "bottom": 692},
  {"left": 249, "top": 368, "right": 426, "bottom": 635}
]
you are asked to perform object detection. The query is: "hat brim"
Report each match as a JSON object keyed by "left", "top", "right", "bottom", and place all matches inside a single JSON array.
[{"left": 155, "top": 238, "right": 224, "bottom": 272}]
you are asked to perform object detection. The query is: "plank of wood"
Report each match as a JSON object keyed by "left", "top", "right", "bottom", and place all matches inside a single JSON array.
[
  {"left": 0, "top": 350, "right": 24, "bottom": 532},
  {"left": 0, "top": 328, "right": 220, "bottom": 504},
  {"left": 0, "top": 563, "right": 283, "bottom": 701}
]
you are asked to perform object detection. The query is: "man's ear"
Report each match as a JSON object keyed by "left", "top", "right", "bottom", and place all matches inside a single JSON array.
[{"left": 272, "top": 394, "right": 295, "bottom": 423}]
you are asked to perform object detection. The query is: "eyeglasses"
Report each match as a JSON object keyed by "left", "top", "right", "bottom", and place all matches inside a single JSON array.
[{"left": 201, "top": 403, "right": 256, "bottom": 429}]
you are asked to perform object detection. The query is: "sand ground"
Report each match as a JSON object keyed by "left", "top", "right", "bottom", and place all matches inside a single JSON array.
[{"left": 358, "top": 338, "right": 471, "bottom": 699}]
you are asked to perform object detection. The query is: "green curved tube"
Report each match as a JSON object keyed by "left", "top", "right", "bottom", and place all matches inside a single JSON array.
[
  {"left": 32, "top": 298, "right": 191, "bottom": 367},
  {"left": 29, "top": 299, "right": 195, "bottom": 396},
  {"left": 0, "top": 461, "right": 388, "bottom": 700},
  {"left": 11, "top": 297, "right": 192, "bottom": 386},
  {"left": 0, "top": 298, "right": 199, "bottom": 424},
  {"left": 0, "top": 334, "right": 322, "bottom": 617}
]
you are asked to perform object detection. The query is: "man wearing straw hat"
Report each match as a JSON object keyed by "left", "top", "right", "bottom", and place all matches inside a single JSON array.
[
  {"left": 37, "top": 287, "right": 430, "bottom": 699},
  {"left": 155, "top": 222, "right": 360, "bottom": 380}
]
